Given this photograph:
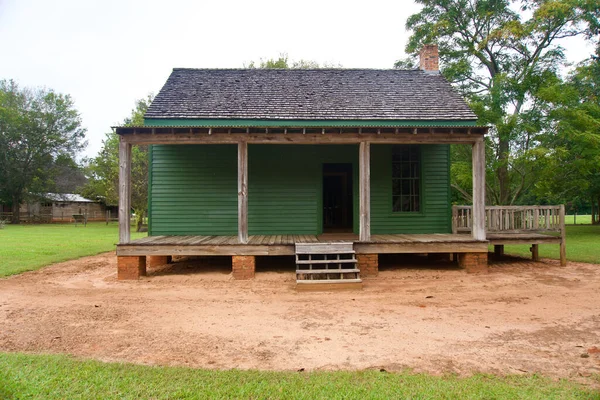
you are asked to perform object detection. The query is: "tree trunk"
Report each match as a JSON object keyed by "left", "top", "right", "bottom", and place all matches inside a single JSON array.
[
  {"left": 497, "top": 137, "right": 510, "bottom": 205},
  {"left": 11, "top": 196, "right": 20, "bottom": 224},
  {"left": 592, "top": 197, "right": 597, "bottom": 225}
]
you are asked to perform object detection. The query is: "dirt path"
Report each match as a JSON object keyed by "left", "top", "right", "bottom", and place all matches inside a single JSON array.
[{"left": 1, "top": 253, "right": 599, "bottom": 384}]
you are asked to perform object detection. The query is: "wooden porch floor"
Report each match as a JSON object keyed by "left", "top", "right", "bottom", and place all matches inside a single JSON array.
[{"left": 117, "top": 233, "right": 489, "bottom": 257}]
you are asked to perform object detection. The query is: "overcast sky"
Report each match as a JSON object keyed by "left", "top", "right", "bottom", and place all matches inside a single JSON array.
[{"left": 0, "top": 0, "right": 595, "bottom": 158}]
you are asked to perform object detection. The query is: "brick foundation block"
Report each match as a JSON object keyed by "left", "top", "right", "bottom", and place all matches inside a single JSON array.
[
  {"left": 458, "top": 252, "right": 488, "bottom": 273},
  {"left": 232, "top": 255, "right": 255, "bottom": 280},
  {"left": 147, "top": 255, "right": 169, "bottom": 268},
  {"left": 117, "top": 256, "right": 146, "bottom": 280},
  {"left": 357, "top": 254, "right": 378, "bottom": 277}
]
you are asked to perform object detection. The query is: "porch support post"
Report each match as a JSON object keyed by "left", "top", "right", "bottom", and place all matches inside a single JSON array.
[
  {"left": 359, "top": 141, "right": 371, "bottom": 242},
  {"left": 472, "top": 137, "right": 486, "bottom": 241},
  {"left": 238, "top": 141, "right": 248, "bottom": 244},
  {"left": 118, "top": 136, "right": 131, "bottom": 244}
]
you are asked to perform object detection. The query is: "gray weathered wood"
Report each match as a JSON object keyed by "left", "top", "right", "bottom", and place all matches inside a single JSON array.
[
  {"left": 559, "top": 204, "right": 566, "bottom": 266},
  {"left": 359, "top": 141, "right": 371, "bottom": 242},
  {"left": 121, "top": 132, "right": 485, "bottom": 146},
  {"left": 296, "top": 259, "right": 357, "bottom": 265},
  {"left": 295, "top": 242, "right": 354, "bottom": 254},
  {"left": 118, "top": 137, "right": 131, "bottom": 244},
  {"left": 471, "top": 138, "right": 486, "bottom": 241},
  {"left": 238, "top": 141, "right": 248, "bottom": 244}
]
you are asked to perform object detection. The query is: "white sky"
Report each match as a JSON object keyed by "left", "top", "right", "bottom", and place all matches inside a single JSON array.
[{"left": 0, "top": 0, "right": 595, "bottom": 158}]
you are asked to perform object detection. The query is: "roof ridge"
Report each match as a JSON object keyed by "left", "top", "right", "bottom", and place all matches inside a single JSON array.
[{"left": 171, "top": 68, "right": 423, "bottom": 72}]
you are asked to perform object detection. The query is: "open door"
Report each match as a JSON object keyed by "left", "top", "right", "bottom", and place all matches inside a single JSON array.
[{"left": 323, "top": 163, "right": 353, "bottom": 233}]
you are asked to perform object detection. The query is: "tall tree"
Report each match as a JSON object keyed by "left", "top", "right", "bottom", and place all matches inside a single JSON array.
[
  {"left": 0, "top": 80, "right": 86, "bottom": 223},
  {"left": 402, "top": 0, "right": 600, "bottom": 204},
  {"left": 534, "top": 57, "right": 600, "bottom": 221},
  {"left": 81, "top": 95, "right": 153, "bottom": 231}
]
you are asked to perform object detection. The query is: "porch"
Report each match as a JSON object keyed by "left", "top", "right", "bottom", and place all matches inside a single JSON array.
[{"left": 116, "top": 233, "right": 488, "bottom": 257}]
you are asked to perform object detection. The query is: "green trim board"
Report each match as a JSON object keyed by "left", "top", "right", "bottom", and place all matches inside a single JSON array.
[{"left": 144, "top": 118, "right": 479, "bottom": 128}]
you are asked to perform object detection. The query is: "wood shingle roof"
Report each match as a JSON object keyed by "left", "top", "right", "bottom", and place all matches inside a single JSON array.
[{"left": 145, "top": 68, "right": 477, "bottom": 121}]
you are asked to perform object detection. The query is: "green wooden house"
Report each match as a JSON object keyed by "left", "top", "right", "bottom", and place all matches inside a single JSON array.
[{"left": 115, "top": 45, "right": 489, "bottom": 284}]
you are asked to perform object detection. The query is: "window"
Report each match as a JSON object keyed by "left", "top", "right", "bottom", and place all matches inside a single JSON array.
[{"left": 392, "top": 145, "right": 420, "bottom": 212}]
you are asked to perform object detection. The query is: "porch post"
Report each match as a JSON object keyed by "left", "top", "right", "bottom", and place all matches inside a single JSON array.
[
  {"left": 359, "top": 141, "right": 371, "bottom": 242},
  {"left": 118, "top": 136, "right": 131, "bottom": 244},
  {"left": 238, "top": 141, "right": 249, "bottom": 244},
  {"left": 472, "top": 137, "right": 486, "bottom": 241}
]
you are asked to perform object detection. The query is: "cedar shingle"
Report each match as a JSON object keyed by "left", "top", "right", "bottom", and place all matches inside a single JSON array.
[{"left": 145, "top": 69, "right": 477, "bottom": 121}]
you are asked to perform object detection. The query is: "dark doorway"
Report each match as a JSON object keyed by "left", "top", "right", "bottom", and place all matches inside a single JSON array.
[{"left": 323, "top": 163, "right": 353, "bottom": 233}]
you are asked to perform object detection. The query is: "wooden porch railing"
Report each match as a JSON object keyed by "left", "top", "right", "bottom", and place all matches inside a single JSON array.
[
  {"left": 452, "top": 205, "right": 565, "bottom": 234},
  {"left": 452, "top": 204, "right": 567, "bottom": 265}
]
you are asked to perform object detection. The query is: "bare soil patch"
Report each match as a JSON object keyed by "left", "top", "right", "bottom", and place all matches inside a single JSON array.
[{"left": 1, "top": 253, "right": 599, "bottom": 383}]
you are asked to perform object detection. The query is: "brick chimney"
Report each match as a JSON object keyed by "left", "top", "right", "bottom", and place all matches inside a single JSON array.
[{"left": 419, "top": 44, "right": 439, "bottom": 72}]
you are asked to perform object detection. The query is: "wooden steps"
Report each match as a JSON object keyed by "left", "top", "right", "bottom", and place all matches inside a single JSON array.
[{"left": 295, "top": 242, "right": 362, "bottom": 291}]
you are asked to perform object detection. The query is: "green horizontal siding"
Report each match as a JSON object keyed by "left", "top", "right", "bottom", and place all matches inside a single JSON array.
[
  {"left": 150, "top": 145, "right": 237, "bottom": 235},
  {"left": 249, "top": 145, "right": 358, "bottom": 235},
  {"left": 371, "top": 144, "right": 451, "bottom": 234},
  {"left": 149, "top": 144, "right": 451, "bottom": 236}
]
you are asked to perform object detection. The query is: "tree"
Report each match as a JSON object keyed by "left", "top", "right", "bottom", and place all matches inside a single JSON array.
[
  {"left": 534, "top": 57, "right": 600, "bottom": 222},
  {"left": 81, "top": 95, "right": 153, "bottom": 231},
  {"left": 245, "top": 53, "right": 341, "bottom": 69},
  {"left": 401, "top": 0, "right": 600, "bottom": 204},
  {"left": 0, "top": 80, "right": 86, "bottom": 223}
]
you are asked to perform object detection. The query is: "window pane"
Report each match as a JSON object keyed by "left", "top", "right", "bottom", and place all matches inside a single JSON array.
[{"left": 392, "top": 145, "right": 420, "bottom": 212}]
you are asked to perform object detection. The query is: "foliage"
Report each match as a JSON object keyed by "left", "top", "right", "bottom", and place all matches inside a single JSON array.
[
  {"left": 81, "top": 95, "right": 153, "bottom": 231},
  {"left": 1, "top": 353, "right": 597, "bottom": 399},
  {"left": 0, "top": 222, "right": 145, "bottom": 277},
  {"left": 0, "top": 79, "right": 86, "bottom": 223},
  {"left": 401, "top": 0, "right": 600, "bottom": 205},
  {"left": 245, "top": 52, "right": 341, "bottom": 69},
  {"left": 533, "top": 58, "right": 600, "bottom": 221}
]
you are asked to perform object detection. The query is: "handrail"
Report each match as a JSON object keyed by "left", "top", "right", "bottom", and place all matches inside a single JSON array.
[{"left": 452, "top": 205, "right": 565, "bottom": 234}]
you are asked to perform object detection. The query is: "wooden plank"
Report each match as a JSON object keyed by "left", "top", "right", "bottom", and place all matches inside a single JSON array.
[
  {"left": 296, "top": 269, "right": 360, "bottom": 274},
  {"left": 471, "top": 138, "right": 486, "bottom": 241},
  {"left": 296, "top": 243, "right": 354, "bottom": 254},
  {"left": 122, "top": 132, "right": 485, "bottom": 146},
  {"left": 238, "top": 141, "right": 248, "bottom": 244},
  {"left": 117, "top": 244, "right": 296, "bottom": 256},
  {"left": 359, "top": 141, "right": 371, "bottom": 242},
  {"left": 559, "top": 204, "right": 566, "bottom": 266},
  {"left": 296, "top": 259, "right": 357, "bottom": 265},
  {"left": 118, "top": 137, "right": 131, "bottom": 244},
  {"left": 354, "top": 241, "right": 488, "bottom": 254}
]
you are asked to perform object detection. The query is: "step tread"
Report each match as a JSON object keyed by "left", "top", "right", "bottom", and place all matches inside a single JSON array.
[
  {"left": 296, "top": 279, "right": 363, "bottom": 284},
  {"left": 296, "top": 269, "right": 360, "bottom": 274},
  {"left": 295, "top": 259, "right": 357, "bottom": 264}
]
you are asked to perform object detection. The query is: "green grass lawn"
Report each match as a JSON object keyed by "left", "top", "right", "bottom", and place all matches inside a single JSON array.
[
  {"left": 502, "top": 224, "right": 600, "bottom": 264},
  {"left": 0, "top": 222, "right": 146, "bottom": 277},
  {"left": 0, "top": 353, "right": 597, "bottom": 400},
  {"left": 565, "top": 215, "right": 593, "bottom": 225}
]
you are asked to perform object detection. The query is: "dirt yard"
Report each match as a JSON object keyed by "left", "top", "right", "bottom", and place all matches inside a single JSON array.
[{"left": 1, "top": 253, "right": 599, "bottom": 383}]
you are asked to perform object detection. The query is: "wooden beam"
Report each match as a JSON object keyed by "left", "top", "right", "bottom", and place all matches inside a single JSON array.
[
  {"left": 118, "top": 136, "right": 132, "bottom": 244},
  {"left": 359, "top": 142, "right": 371, "bottom": 242},
  {"left": 559, "top": 204, "right": 566, "bottom": 266},
  {"left": 238, "top": 141, "right": 248, "bottom": 244},
  {"left": 472, "top": 138, "right": 486, "bottom": 241},
  {"left": 121, "top": 132, "right": 484, "bottom": 146}
]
